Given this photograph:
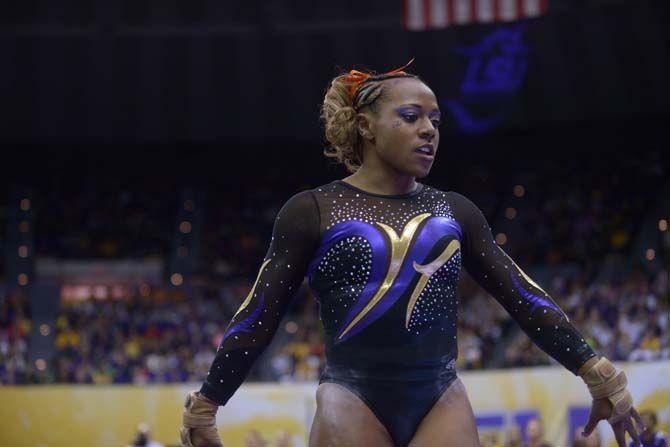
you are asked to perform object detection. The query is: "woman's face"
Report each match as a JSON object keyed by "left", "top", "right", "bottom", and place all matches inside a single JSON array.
[{"left": 362, "top": 77, "right": 441, "bottom": 179}]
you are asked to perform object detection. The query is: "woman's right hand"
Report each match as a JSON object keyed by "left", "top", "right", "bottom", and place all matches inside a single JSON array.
[{"left": 180, "top": 391, "right": 224, "bottom": 447}]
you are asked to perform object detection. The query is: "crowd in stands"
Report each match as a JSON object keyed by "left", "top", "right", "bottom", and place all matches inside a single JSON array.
[
  {"left": 124, "top": 410, "right": 668, "bottom": 447},
  {"left": 50, "top": 283, "right": 240, "bottom": 384},
  {"left": 1, "top": 264, "right": 666, "bottom": 385},
  {"left": 503, "top": 267, "right": 669, "bottom": 368},
  {"left": 0, "top": 150, "right": 667, "bottom": 385},
  {"left": 478, "top": 410, "right": 668, "bottom": 447},
  {"left": 0, "top": 289, "right": 32, "bottom": 384},
  {"left": 13, "top": 151, "right": 664, "bottom": 270},
  {"left": 35, "top": 181, "right": 176, "bottom": 259},
  {"left": 198, "top": 182, "right": 294, "bottom": 281},
  {"left": 500, "top": 154, "right": 663, "bottom": 269}
]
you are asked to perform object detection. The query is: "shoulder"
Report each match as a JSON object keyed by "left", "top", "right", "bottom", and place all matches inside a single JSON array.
[
  {"left": 278, "top": 189, "right": 319, "bottom": 216},
  {"left": 443, "top": 190, "right": 478, "bottom": 209},
  {"left": 424, "top": 188, "right": 483, "bottom": 220},
  {"left": 437, "top": 190, "right": 492, "bottom": 239},
  {"left": 420, "top": 184, "right": 477, "bottom": 207},
  {"left": 280, "top": 182, "right": 345, "bottom": 212},
  {"left": 272, "top": 189, "right": 321, "bottom": 240}
]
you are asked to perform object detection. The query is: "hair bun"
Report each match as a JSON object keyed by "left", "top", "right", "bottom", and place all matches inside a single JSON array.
[{"left": 325, "top": 106, "right": 358, "bottom": 150}]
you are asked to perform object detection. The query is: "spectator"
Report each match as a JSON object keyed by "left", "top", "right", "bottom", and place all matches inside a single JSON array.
[
  {"left": 126, "top": 422, "right": 164, "bottom": 447},
  {"left": 573, "top": 425, "right": 601, "bottom": 447},
  {"left": 274, "top": 430, "right": 293, "bottom": 447},
  {"left": 524, "top": 418, "right": 552, "bottom": 447},
  {"left": 505, "top": 424, "right": 523, "bottom": 447},
  {"left": 245, "top": 429, "right": 268, "bottom": 447},
  {"left": 630, "top": 410, "right": 668, "bottom": 447}
]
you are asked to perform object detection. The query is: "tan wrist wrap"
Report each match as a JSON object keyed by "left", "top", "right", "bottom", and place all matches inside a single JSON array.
[
  {"left": 581, "top": 357, "right": 633, "bottom": 423},
  {"left": 180, "top": 391, "right": 223, "bottom": 447},
  {"left": 183, "top": 392, "right": 218, "bottom": 428}
]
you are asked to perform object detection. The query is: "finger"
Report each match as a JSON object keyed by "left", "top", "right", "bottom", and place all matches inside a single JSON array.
[
  {"left": 630, "top": 407, "right": 646, "bottom": 432},
  {"left": 613, "top": 421, "right": 627, "bottom": 447},
  {"left": 583, "top": 411, "right": 601, "bottom": 436},
  {"left": 626, "top": 418, "right": 641, "bottom": 447}
]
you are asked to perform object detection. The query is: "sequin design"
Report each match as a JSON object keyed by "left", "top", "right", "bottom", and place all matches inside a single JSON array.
[
  {"left": 309, "top": 208, "right": 463, "bottom": 342},
  {"left": 232, "top": 258, "right": 272, "bottom": 319},
  {"left": 312, "top": 236, "right": 373, "bottom": 336},
  {"left": 223, "top": 293, "right": 265, "bottom": 342},
  {"left": 201, "top": 182, "right": 596, "bottom": 408},
  {"left": 406, "top": 239, "right": 461, "bottom": 328},
  {"left": 406, "top": 249, "right": 461, "bottom": 333},
  {"left": 509, "top": 272, "right": 566, "bottom": 320}
]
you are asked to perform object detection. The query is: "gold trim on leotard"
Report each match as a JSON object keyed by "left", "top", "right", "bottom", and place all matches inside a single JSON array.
[
  {"left": 406, "top": 239, "right": 461, "bottom": 328},
  {"left": 232, "top": 258, "right": 272, "bottom": 320},
  {"left": 338, "top": 213, "right": 431, "bottom": 340}
]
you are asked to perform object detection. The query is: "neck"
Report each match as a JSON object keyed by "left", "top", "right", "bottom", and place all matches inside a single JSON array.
[{"left": 344, "top": 152, "right": 417, "bottom": 196}]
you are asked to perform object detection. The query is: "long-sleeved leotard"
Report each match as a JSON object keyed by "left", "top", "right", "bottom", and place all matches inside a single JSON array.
[{"left": 200, "top": 180, "right": 595, "bottom": 445}]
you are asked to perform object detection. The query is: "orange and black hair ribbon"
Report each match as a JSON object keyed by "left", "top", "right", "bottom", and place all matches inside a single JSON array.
[{"left": 343, "top": 58, "right": 415, "bottom": 101}]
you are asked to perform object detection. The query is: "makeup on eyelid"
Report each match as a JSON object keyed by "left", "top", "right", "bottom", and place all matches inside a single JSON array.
[
  {"left": 394, "top": 105, "right": 442, "bottom": 125},
  {"left": 395, "top": 105, "right": 421, "bottom": 117}
]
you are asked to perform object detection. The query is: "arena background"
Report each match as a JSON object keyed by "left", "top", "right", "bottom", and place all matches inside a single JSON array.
[{"left": 1, "top": 1, "right": 669, "bottom": 446}]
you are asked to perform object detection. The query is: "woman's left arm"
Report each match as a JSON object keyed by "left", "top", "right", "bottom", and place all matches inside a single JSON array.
[{"left": 449, "top": 192, "right": 644, "bottom": 447}]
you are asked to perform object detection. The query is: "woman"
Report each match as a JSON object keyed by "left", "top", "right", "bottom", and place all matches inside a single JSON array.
[{"left": 180, "top": 61, "right": 643, "bottom": 447}]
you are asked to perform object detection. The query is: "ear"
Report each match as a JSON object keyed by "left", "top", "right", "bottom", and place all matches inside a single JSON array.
[{"left": 356, "top": 113, "right": 375, "bottom": 142}]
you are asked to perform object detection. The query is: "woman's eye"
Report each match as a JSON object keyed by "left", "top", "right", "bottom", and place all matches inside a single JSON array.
[
  {"left": 431, "top": 119, "right": 441, "bottom": 127},
  {"left": 401, "top": 114, "right": 418, "bottom": 122}
]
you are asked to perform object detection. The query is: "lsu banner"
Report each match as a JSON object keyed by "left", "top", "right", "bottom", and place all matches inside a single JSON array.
[{"left": 0, "top": 361, "right": 668, "bottom": 447}]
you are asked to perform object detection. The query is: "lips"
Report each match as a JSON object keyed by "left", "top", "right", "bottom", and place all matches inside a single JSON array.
[
  {"left": 414, "top": 144, "right": 435, "bottom": 164},
  {"left": 414, "top": 144, "right": 435, "bottom": 157}
]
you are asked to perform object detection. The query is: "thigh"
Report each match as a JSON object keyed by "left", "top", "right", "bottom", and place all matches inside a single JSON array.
[
  {"left": 308, "top": 382, "right": 394, "bottom": 447},
  {"left": 408, "top": 378, "right": 481, "bottom": 447}
]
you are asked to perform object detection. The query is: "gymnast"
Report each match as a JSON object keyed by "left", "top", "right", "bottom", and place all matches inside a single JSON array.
[{"left": 180, "top": 60, "right": 643, "bottom": 447}]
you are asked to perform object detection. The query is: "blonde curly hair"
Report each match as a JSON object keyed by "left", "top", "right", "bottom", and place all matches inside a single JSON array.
[{"left": 320, "top": 70, "right": 418, "bottom": 173}]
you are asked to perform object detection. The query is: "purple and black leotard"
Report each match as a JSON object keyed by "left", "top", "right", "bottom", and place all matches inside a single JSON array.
[{"left": 200, "top": 180, "right": 595, "bottom": 446}]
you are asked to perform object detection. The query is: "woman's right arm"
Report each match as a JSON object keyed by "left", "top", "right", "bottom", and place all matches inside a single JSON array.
[{"left": 199, "top": 190, "right": 321, "bottom": 405}]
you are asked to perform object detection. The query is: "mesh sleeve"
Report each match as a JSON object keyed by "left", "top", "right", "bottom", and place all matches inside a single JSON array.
[
  {"left": 449, "top": 192, "right": 596, "bottom": 374},
  {"left": 200, "top": 190, "right": 320, "bottom": 404}
]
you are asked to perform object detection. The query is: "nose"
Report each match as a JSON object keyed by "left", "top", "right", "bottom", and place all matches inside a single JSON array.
[{"left": 418, "top": 118, "right": 436, "bottom": 141}]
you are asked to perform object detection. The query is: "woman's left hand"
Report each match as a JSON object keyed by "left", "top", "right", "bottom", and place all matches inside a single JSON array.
[
  {"left": 582, "top": 395, "right": 645, "bottom": 447},
  {"left": 579, "top": 357, "right": 647, "bottom": 447}
]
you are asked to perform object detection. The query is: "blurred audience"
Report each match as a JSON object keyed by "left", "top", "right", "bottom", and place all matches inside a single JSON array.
[
  {"left": 1, "top": 266, "right": 667, "bottom": 384},
  {"left": 36, "top": 183, "right": 176, "bottom": 259},
  {"left": 505, "top": 154, "right": 663, "bottom": 269},
  {"left": 243, "top": 430, "right": 294, "bottom": 447},
  {"left": 23, "top": 152, "right": 664, "bottom": 274},
  {"left": 573, "top": 425, "right": 601, "bottom": 447},
  {"left": 0, "top": 151, "right": 667, "bottom": 384},
  {"left": 504, "top": 424, "right": 523, "bottom": 447},
  {"left": 245, "top": 429, "right": 268, "bottom": 447},
  {"left": 49, "top": 283, "right": 242, "bottom": 384},
  {"left": 631, "top": 410, "right": 668, "bottom": 447},
  {"left": 126, "top": 422, "right": 164, "bottom": 447},
  {"left": 0, "top": 290, "right": 32, "bottom": 384},
  {"left": 524, "top": 418, "right": 552, "bottom": 447},
  {"left": 503, "top": 268, "right": 669, "bottom": 369},
  {"left": 274, "top": 431, "right": 293, "bottom": 447}
]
